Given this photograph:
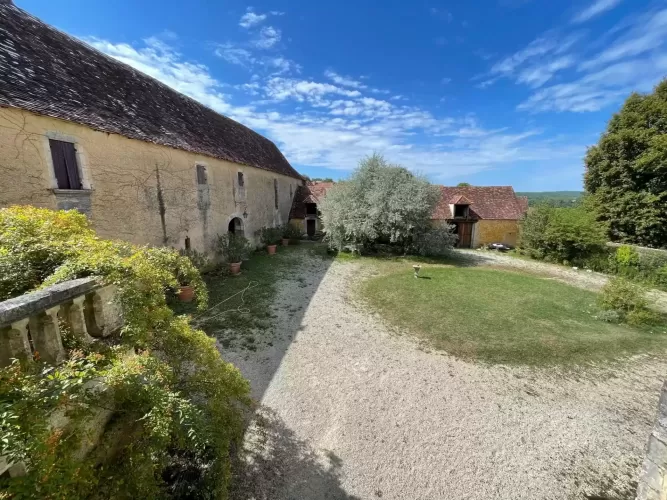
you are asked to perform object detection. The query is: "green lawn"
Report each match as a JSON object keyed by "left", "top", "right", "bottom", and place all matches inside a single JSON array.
[{"left": 360, "top": 264, "right": 667, "bottom": 366}]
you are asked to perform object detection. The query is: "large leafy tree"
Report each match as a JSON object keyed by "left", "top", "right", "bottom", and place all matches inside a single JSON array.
[
  {"left": 584, "top": 80, "right": 667, "bottom": 247},
  {"left": 320, "top": 154, "right": 446, "bottom": 253}
]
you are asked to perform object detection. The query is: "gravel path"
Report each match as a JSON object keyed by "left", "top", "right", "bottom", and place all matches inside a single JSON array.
[
  {"left": 453, "top": 249, "right": 667, "bottom": 313},
  {"left": 225, "top": 250, "right": 667, "bottom": 500}
]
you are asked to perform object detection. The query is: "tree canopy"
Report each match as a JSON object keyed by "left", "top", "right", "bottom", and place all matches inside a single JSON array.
[
  {"left": 584, "top": 80, "right": 667, "bottom": 248},
  {"left": 319, "top": 154, "right": 454, "bottom": 254}
]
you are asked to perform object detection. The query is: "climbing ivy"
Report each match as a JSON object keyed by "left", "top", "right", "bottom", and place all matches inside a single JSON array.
[{"left": 0, "top": 206, "right": 250, "bottom": 499}]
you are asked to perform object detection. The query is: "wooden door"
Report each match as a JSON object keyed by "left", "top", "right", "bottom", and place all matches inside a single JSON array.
[
  {"left": 457, "top": 222, "right": 473, "bottom": 248},
  {"left": 307, "top": 219, "right": 316, "bottom": 237}
]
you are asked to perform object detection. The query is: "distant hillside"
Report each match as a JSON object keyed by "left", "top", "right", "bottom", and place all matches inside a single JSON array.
[{"left": 516, "top": 191, "right": 584, "bottom": 207}]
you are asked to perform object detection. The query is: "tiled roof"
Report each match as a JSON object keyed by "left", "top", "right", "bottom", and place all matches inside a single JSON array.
[
  {"left": 433, "top": 186, "right": 528, "bottom": 220},
  {"left": 289, "top": 181, "right": 334, "bottom": 219},
  {"left": 450, "top": 195, "right": 473, "bottom": 205},
  {"left": 0, "top": 2, "right": 301, "bottom": 179}
]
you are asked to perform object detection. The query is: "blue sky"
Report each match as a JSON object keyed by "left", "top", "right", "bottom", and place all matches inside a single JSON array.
[{"left": 15, "top": 0, "right": 667, "bottom": 190}]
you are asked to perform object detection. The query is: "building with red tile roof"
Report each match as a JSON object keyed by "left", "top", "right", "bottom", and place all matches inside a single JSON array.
[
  {"left": 433, "top": 186, "right": 528, "bottom": 248},
  {"left": 289, "top": 181, "right": 335, "bottom": 237}
]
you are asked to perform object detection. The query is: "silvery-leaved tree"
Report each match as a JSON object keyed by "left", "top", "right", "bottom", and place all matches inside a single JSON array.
[{"left": 320, "top": 153, "right": 456, "bottom": 254}]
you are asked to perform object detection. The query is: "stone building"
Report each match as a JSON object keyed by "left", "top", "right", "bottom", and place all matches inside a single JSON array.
[
  {"left": 0, "top": 1, "right": 302, "bottom": 254},
  {"left": 289, "top": 181, "right": 334, "bottom": 238},
  {"left": 432, "top": 186, "right": 529, "bottom": 248}
]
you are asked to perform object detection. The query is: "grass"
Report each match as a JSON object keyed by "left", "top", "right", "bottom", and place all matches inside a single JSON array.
[
  {"left": 173, "top": 244, "right": 326, "bottom": 350},
  {"left": 359, "top": 262, "right": 667, "bottom": 366}
]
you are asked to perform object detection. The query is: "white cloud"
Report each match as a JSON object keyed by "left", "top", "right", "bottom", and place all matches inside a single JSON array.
[
  {"left": 324, "top": 70, "right": 367, "bottom": 89},
  {"left": 516, "top": 56, "right": 575, "bottom": 88},
  {"left": 88, "top": 36, "right": 585, "bottom": 181},
  {"left": 239, "top": 10, "right": 267, "bottom": 29},
  {"left": 572, "top": 0, "right": 622, "bottom": 24},
  {"left": 518, "top": 5, "right": 667, "bottom": 112},
  {"left": 579, "top": 8, "right": 667, "bottom": 70},
  {"left": 253, "top": 26, "right": 281, "bottom": 49},
  {"left": 214, "top": 43, "right": 256, "bottom": 67},
  {"left": 441, "top": 77, "right": 452, "bottom": 84}
]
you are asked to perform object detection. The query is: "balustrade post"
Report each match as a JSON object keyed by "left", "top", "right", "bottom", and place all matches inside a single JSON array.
[
  {"left": 60, "top": 296, "right": 93, "bottom": 342},
  {"left": 29, "top": 307, "right": 65, "bottom": 364},
  {"left": 0, "top": 318, "right": 31, "bottom": 367}
]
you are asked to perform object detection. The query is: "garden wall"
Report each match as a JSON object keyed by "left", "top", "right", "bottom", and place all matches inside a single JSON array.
[{"left": 636, "top": 380, "right": 667, "bottom": 500}]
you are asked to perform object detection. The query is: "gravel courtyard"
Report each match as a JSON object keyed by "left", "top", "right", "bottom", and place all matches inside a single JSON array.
[{"left": 224, "top": 250, "right": 667, "bottom": 500}]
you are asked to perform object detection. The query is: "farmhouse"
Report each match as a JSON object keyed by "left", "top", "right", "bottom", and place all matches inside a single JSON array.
[
  {"left": 289, "top": 181, "right": 334, "bottom": 238},
  {"left": 0, "top": 1, "right": 302, "bottom": 254},
  {"left": 433, "top": 186, "right": 528, "bottom": 248}
]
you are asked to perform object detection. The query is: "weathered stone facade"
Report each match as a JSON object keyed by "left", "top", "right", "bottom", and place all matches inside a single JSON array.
[
  {"left": 0, "top": 108, "right": 301, "bottom": 253},
  {"left": 473, "top": 219, "right": 520, "bottom": 247}
]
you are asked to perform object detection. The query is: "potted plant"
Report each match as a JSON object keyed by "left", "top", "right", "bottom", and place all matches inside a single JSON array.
[
  {"left": 281, "top": 223, "right": 302, "bottom": 246},
  {"left": 261, "top": 226, "right": 281, "bottom": 255},
  {"left": 177, "top": 280, "right": 195, "bottom": 302},
  {"left": 216, "top": 233, "right": 250, "bottom": 275}
]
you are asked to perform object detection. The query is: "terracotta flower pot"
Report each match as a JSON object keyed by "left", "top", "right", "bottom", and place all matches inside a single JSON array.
[
  {"left": 178, "top": 285, "right": 195, "bottom": 302},
  {"left": 267, "top": 244, "right": 277, "bottom": 255},
  {"left": 229, "top": 262, "right": 242, "bottom": 275},
  {"left": 282, "top": 238, "right": 289, "bottom": 246}
]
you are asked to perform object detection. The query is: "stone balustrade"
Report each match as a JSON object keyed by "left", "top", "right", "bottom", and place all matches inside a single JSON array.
[
  {"left": 636, "top": 380, "right": 667, "bottom": 500},
  {"left": 0, "top": 277, "right": 121, "bottom": 367},
  {"left": 0, "top": 277, "right": 123, "bottom": 478}
]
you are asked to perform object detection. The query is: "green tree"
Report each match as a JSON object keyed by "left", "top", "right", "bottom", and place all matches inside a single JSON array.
[
  {"left": 456, "top": 182, "right": 471, "bottom": 187},
  {"left": 320, "top": 154, "right": 450, "bottom": 253},
  {"left": 584, "top": 80, "right": 667, "bottom": 247},
  {"left": 519, "top": 204, "right": 607, "bottom": 262}
]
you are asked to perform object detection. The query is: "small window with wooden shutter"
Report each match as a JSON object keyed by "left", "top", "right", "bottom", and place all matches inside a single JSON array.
[
  {"left": 196, "top": 165, "right": 207, "bottom": 185},
  {"left": 274, "top": 179, "right": 279, "bottom": 209},
  {"left": 237, "top": 172, "right": 244, "bottom": 187},
  {"left": 49, "top": 139, "right": 82, "bottom": 190}
]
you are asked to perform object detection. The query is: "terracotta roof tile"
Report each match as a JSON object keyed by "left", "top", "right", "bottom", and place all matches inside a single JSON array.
[
  {"left": 289, "top": 181, "right": 334, "bottom": 219},
  {"left": 0, "top": 3, "right": 301, "bottom": 179},
  {"left": 433, "top": 186, "right": 528, "bottom": 220}
]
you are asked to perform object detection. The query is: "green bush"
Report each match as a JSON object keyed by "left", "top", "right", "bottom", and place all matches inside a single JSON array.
[
  {"left": 260, "top": 226, "right": 282, "bottom": 246},
  {"left": 615, "top": 245, "right": 640, "bottom": 267},
  {"left": 0, "top": 206, "right": 250, "bottom": 499},
  {"left": 519, "top": 204, "right": 607, "bottom": 263},
  {"left": 598, "top": 277, "right": 648, "bottom": 314},
  {"left": 216, "top": 233, "right": 251, "bottom": 263},
  {"left": 281, "top": 223, "right": 303, "bottom": 240},
  {"left": 410, "top": 224, "right": 458, "bottom": 256},
  {"left": 596, "top": 277, "right": 661, "bottom": 325}
]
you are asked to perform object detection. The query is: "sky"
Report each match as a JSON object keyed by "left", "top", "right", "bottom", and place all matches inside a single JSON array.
[{"left": 15, "top": 0, "right": 667, "bottom": 191}]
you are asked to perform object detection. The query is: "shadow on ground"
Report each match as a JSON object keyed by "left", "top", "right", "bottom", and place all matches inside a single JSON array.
[{"left": 229, "top": 406, "right": 360, "bottom": 500}]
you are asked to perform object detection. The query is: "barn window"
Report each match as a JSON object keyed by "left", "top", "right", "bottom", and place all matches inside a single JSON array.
[
  {"left": 184, "top": 236, "right": 191, "bottom": 251},
  {"left": 49, "top": 139, "right": 81, "bottom": 190},
  {"left": 274, "top": 179, "right": 279, "bottom": 209},
  {"left": 454, "top": 204, "right": 469, "bottom": 218},
  {"left": 237, "top": 172, "right": 245, "bottom": 187},
  {"left": 196, "top": 165, "right": 208, "bottom": 185}
]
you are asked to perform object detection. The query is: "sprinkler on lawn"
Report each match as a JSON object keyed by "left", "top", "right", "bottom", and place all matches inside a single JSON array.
[{"left": 413, "top": 265, "right": 422, "bottom": 278}]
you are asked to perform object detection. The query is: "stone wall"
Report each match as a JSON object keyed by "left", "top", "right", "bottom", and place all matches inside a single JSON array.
[
  {"left": 473, "top": 219, "right": 520, "bottom": 248},
  {"left": 636, "top": 380, "right": 667, "bottom": 500},
  {"left": 0, "top": 107, "right": 301, "bottom": 254}
]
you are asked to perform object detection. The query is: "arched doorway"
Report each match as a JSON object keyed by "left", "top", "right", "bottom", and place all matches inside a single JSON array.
[{"left": 228, "top": 217, "right": 244, "bottom": 237}]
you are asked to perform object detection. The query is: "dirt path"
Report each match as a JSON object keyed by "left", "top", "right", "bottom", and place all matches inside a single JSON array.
[
  {"left": 453, "top": 249, "right": 667, "bottom": 313},
  {"left": 225, "top": 251, "right": 667, "bottom": 500}
]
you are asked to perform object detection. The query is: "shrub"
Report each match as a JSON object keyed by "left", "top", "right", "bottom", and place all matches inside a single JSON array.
[
  {"left": 0, "top": 206, "right": 250, "bottom": 498},
  {"left": 595, "top": 309, "right": 622, "bottom": 323},
  {"left": 598, "top": 277, "right": 648, "bottom": 314},
  {"left": 410, "top": 224, "right": 458, "bottom": 256},
  {"left": 260, "top": 226, "right": 282, "bottom": 246},
  {"left": 215, "top": 233, "right": 251, "bottom": 263},
  {"left": 519, "top": 204, "right": 607, "bottom": 262},
  {"left": 615, "top": 245, "right": 640, "bottom": 267},
  {"left": 281, "top": 223, "right": 303, "bottom": 240},
  {"left": 596, "top": 277, "right": 661, "bottom": 325},
  {"left": 319, "top": 153, "right": 440, "bottom": 253}
]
